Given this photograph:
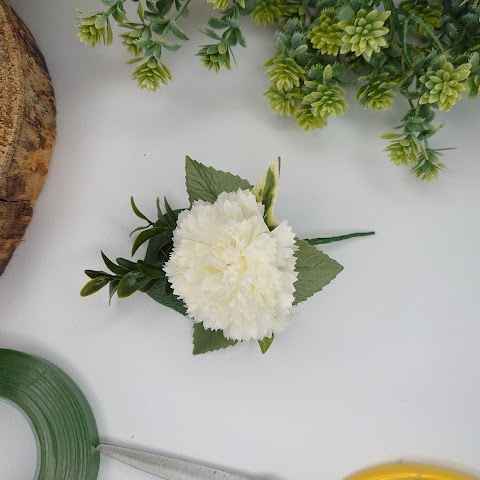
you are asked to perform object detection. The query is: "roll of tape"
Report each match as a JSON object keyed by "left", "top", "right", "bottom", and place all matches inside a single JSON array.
[
  {"left": 0, "top": 349, "right": 99, "bottom": 480},
  {"left": 346, "top": 463, "right": 477, "bottom": 480}
]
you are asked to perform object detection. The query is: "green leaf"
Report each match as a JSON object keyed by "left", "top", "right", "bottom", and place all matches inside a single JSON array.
[
  {"left": 137, "top": 1, "right": 144, "bottom": 20},
  {"left": 116, "top": 257, "right": 138, "bottom": 270},
  {"left": 163, "top": 197, "right": 177, "bottom": 225},
  {"left": 145, "top": 229, "right": 187, "bottom": 315},
  {"left": 80, "top": 277, "right": 110, "bottom": 297},
  {"left": 130, "top": 197, "right": 152, "bottom": 223},
  {"left": 117, "top": 271, "right": 149, "bottom": 298},
  {"left": 305, "top": 231, "right": 375, "bottom": 245},
  {"left": 109, "top": 280, "right": 120, "bottom": 304},
  {"left": 218, "top": 40, "right": 228, "bottom": 55},
  {"left": 137, "top": 260, "right": 165, "bottom": 279},
  {"left": 258, "top": 335, "right": 274, "bottom": 354},
  {"left": 170, "top": 20, "right": 189, "bottom": 40},
  {"left": 85, "top": 269, "right": 110, "bottom": 279},
  {"left": 102, "top": 251, "right": 128, "bottom": 275},
  {"left": 138, "top": 278, "right": 159, "bottom": 292},
  {"left": 252, "top": 158, "right": 280, "bottom": 228},
  {"left": 192, "top": 323, "right": 237, "bottom": 355},
  {"left": 132, "top": 227, "right": 167, "bottom": 255},
  {"left": 293, "top": 239, "right": 343, "bottom": 305},
  {"left": 201, "top": 26, "right": 222, "bottom": 41},
  {"left": 185, "top": 156, "right": 252, "bottom": 204},
  {"left": 208, "top": 17, "right": 227, "bottom": 29}
]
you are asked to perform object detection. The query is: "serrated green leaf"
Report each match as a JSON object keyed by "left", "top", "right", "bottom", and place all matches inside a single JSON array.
[
  {"left": 192, "top": 323, "right": 237, "bottom": 355},
  {"left": 144, "top": 230, "right": 187, "bottom": 314},
  {"left": 252, "top": 158, "right": 280, "bottom": 228},
  {"left": 139, "top": 278, "right": 159, "bottom": 292},
  {"left": 137, "top": 260, "right": 166, "bottom": 279},
  {"left": 185, "top": 156, "right": 252, "bottom": 204},
  {"left": 163, "top": 42, "right": 181, "bottom": 51},
  {"left": 102, "top": 251, "right": 128, "bottom": 275},
  {"left": 170, "top": 20, "right": 189, "bottom": 40},
  {"left": 208, "top": 17, "right": 227, "bottom": 29},
  {"left": 80, "top": 277, "right": 110, "bottom": 297},
  {"left": 236, "top": 30, "right": 247, "bottom": 48},
  {"left": 258, "top": 335, "right": 274, "bottom": 354},
  {"left": 132, "top": 227, "right": 167, "bottom": 255},
  {"left": 293, "top": 239, "right": 343, "bottom": 305},
  {"left": 117, "top": 271, "right": 149, "bottom": 298},
  {"left": 201, "top": 26, "right": 222, "bottom": 41}
]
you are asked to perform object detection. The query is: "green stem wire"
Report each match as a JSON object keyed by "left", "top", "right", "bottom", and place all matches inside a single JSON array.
[{"left": 304, "top": 231, "right": 375, "bottom": 245}]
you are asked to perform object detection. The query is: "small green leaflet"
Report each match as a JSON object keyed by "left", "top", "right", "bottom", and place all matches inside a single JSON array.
[
  {"left": 258, "top": 334, "right": 274, "bottom": 354},
  {"left": 252, "top": 157, "right": 280, "bottom": 228},
  {"left": 293, "top": 239, "right": 344, "bottom": 305},
  {"left": 185, "top": 156, "right": 252, "bottom": 204},
  {"left": 192, "top": 323, "right": 237, "bottom": 355}
]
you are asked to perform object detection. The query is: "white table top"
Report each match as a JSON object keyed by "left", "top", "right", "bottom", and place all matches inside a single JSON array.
[{"left": 1, "top": 1, "right": 480, "bottom": 479}]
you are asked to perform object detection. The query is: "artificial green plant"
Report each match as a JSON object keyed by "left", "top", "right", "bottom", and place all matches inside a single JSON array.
[{"left": 76, "top": 0, "right": 480, "bottom": 179}]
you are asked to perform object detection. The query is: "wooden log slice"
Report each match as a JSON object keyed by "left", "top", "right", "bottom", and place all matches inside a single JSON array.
[{"left": 0, "top": 0, "right": 56, "bottom": 274}]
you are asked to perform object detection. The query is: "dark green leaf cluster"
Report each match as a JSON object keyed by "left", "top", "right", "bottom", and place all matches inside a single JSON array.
[{"left": 81, "top": 196, "right": 178, "bottom": 301}]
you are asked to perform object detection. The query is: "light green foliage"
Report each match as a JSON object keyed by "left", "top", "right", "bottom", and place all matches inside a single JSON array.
[
  {"left": 252, "top": 0, "right": 282, "bottom": 25},
  {"left": 340, "top": 9, "right": 391, "bottom": 61},
  {"left": 419, "top": 56, "right": 471, "bottom": 111},
  {"left": 132, "top": 60, "right": 172, "bottom": 90},
  {"left": 384, "top": 135, "right": 419, "bottom": 166},
  {"left": 265, "top": 57, "right": 305, "bottom": 92},
  {"left": 295, "top": 105, "right": 329, "bottom": 131},
  {"left": 303, "top": 83, "right": 347, "bottom": 117},
  {"left": 356, "top": 73, "right": 396, "bottom": 111},
  {"left": 252, "top": 158, "right": 281, "bottom": 228},
  {"left": 76, "top": 0, "right": 480, "bottom": 180},
  {"left": 208, "top": 0, "right": 230, "bottom": 10},
  {"left": 265, "top": 86, "right": 302, "bottom": 115},
  {"left": 76, "top": 11, "right": 113, "bottom": 46},
  {"left": 400, "top": 0, "right": 443, "bottom": 35},
  {"left": 307, "top": 9, "right": 343, "bottom": 56}
]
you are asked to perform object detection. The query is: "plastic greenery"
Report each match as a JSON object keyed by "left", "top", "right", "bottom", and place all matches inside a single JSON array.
[
  {"left": 81, "top": 157, "right": 374, "bottom": 355},
  {"left": 76, "top": 0, "right": 480, "bottom": 180}
]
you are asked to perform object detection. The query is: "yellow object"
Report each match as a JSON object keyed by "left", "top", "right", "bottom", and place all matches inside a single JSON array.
[{"left": 346, "top": 464, "right": 477, "bottom": 480}]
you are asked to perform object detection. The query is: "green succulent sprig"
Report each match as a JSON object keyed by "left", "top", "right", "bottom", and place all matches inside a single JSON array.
[{"left": 77, "top": 0, "right": 480, "bottom": 179}]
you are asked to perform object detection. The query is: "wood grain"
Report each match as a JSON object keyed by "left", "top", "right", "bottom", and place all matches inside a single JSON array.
[{"left": 0, "top": 0, "right": 56, "bottom": 274}]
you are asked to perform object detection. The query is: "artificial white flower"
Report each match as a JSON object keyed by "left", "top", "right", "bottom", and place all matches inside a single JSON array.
[{"left": 163, "top": 189, "right": 298, "bottom": 341}]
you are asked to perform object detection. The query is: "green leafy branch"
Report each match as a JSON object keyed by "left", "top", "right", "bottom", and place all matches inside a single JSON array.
[{"left": 81, "top": 196, "right": 179, "bottom": 301}]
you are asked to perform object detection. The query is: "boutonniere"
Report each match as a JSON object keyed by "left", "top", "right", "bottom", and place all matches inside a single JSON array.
[{"left": 81, "top": 157, "right": 373, "bottom": 354}]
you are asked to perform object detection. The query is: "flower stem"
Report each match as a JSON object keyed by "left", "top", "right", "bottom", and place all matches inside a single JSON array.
[{"left": 304, "top": 231, "right": 375, "bottom": 245}]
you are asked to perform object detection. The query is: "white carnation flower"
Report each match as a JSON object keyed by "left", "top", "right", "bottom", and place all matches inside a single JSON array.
[{"left": 163, "top": 189, "right": 298, "bottom": 341}]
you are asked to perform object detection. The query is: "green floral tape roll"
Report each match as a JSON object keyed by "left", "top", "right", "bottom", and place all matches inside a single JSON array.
[{"left": 0, "top": 349, "right": 100, "bottom": 480}]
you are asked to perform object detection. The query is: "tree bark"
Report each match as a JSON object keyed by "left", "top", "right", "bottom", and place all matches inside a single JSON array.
[{"left": 0, "top": 0, "right": 56, "bottom": 274}]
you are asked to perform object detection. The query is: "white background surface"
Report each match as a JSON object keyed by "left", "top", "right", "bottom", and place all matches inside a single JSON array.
[{"left": 1, "top": 1, "right": 480, "bottom": 479}]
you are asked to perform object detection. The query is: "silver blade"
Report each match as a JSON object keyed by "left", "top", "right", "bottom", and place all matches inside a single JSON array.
[{"left": 97, "top": 444, "right": 251, "bottom": 480}]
